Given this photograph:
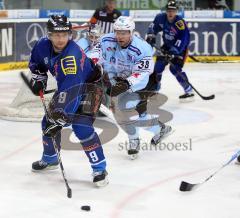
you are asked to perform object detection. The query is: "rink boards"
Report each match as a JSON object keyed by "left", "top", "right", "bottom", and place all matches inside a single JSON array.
[{"left": 0, "top": 18, "right": 240, "bottom": 71}]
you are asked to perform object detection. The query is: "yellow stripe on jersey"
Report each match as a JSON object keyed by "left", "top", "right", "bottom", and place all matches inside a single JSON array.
[{"left": 61, "top": 56, "right": 77, "bottom": 75}]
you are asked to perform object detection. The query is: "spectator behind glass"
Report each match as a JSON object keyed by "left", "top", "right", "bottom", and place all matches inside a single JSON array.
[
  {"left": 208, "top": 0, "right": 230, "bottom": 10},
  {"left": 90, "top": 0, "right": 121, "bottom": 34},
  {"left": 0, "top": 0, "right": 5, "bottom": 9}
]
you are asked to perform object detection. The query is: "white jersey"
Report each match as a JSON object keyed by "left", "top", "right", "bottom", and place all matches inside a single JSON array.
[
  {"left": 99, "top": 33, "right": 154, "bottom": 92},
  {"left": 76, "top": 37, "right": 101, "bottom": 63}
]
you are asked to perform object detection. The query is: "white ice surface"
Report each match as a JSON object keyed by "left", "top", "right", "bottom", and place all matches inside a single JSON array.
[{"left": 0, "top": 64, "right": 240, "bottom": 218}]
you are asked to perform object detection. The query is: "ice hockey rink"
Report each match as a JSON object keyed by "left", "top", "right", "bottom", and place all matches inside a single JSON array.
[{"left": 0, "top": 62, "right": 239, "bottom": 218}]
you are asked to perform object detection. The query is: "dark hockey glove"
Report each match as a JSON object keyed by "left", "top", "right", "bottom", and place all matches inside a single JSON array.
[
  {"left": 80, "top": 84, "right": 103, "bottom": 115},
  {"left": 155, "top": 45, "right": 173, "bottom": 61},
  {"left": 44, "top": 119, "right": 63, "bottom": 137},
  {"left": 146, "top": 34, "right": 156, "bottom": 47},
  {"left": 160, "top": 45, "right": 170, "bottom": 56},
  {"left": 87, "top": 60, "right": 102, "bottom": 83},
  {"left": 171, "top": 56, "right": 184, "bottom": 68},
  {"left": 30, "top": 69, "right": 47, "bottom": 96},
  {"left": 165, "top": 53, "right": 176, "bottom": 63},
  {"left": 44, "top": 98, "right": 71, "bottom": 137},
  {"left": 106, "top": 77, "right": 130, "bottom": 97},
  {"left": 44, "top": 109, "right": 69, "bottom": 137}
]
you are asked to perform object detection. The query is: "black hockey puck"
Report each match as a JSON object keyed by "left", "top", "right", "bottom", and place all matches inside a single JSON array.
[{"left": 81, "top": 205, "right": 91, "bottom": 211}]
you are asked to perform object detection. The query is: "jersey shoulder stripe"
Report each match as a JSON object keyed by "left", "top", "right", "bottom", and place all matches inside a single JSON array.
[
  {"left": 102, "top": 37, "right": 117, "bottom": 43},
  {"left": 128, "top": 45, "right": 142, "bottom": 56}
]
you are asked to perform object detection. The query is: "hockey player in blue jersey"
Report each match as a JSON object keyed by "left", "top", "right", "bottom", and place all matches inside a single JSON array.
[
  {"left": 29, "top": 15, "right": 108, "bottom": 187},
  {"left": 99, "top": 16, "right": 172, "bottom": 159},
  {"left": 146, "top": 0, "right": 194, "bottom": 102}
]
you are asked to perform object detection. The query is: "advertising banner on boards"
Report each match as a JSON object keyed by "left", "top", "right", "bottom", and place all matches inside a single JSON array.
[
  {"left": 0, "top": 23, "right": 15, "bottom": 63},
  {"left": 1, "top": 19, "right": 239, "bottom": 66},
  {"left": 135, "top": 20, "right": 240, "bottom": 56}
]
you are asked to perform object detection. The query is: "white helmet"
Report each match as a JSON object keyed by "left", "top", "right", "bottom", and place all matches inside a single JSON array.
[
  {"left": 88, "top": 24, "right": 102, "bottom": 44},
  {"left": 113, "top": 16, "right": 135, "bottom": 34}
]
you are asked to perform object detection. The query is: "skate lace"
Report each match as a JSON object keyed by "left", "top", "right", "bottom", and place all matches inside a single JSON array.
[
  {"left": 39, "top": 160, "right": 48, "bottom": 167},
  {"left": 92, "top": 171, "right": 106, "bottom": 177}
]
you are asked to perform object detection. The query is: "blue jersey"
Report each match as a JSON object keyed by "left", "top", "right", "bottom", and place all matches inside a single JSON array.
[
  {"left": 29, "top": 37, "right": 93, "bottom": 115},
  {"left": 148, "top": 13, "right": 190, "bottom": 55},
  {"left": 99, "top": 33, "right": 154, "bottom": 92}
]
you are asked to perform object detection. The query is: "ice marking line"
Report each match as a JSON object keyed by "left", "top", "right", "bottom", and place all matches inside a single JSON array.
[
  {"left": 0, "top": 137, "right": 41, "bottom": 161},
  {"left": 110, "top": 167, "right": 212, "bottom": 218}
]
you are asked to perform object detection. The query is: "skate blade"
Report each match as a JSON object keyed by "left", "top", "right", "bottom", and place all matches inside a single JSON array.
[
  {"left": 94, "top": 177, "right": 109, "bottom": 187},
  {"left": 179, "top": 97, "right": 195, "bottom": 103}
]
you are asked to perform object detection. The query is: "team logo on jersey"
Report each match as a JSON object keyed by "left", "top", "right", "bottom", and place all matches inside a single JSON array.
[
  {"left": 175, "top": 20, "right": 185, "bottom": 30},
  {"left": 127, "top": 54, "right": 134, "bottom": 62},
  {"left": 113, "top": 13, "right": 118, "bottom": 18},
  {"left": 132, "top": 72, "right": 141, "bottom": 78},
  {"left": 61, "top": 56, "right": 77, "bottom": 75}
]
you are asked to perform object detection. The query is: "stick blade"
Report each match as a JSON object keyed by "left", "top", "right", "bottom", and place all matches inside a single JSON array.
[
  {"left": 67, "top": 188, "right": 72, "bottom": 198},
  {"left": 179, "top": 181, "right": 196, "bottom": 192},
  {"left": 202, "top": 94, "right": 215, "bottom": 100}
]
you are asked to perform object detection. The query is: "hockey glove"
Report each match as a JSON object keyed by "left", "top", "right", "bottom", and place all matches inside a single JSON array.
[
  {"left": 44, "top": 119, "right": 63, "bottom": 137},
  {"left": 80, "top": 84, "right": 103, "bottom": 115},
  {"left": 44, "top": 98, "right": 71, "bottom": 137},
  {"left": 155, "top": 45, "right": 173, "bottom": 61},
  {"left": 146, "top": 34, "right": 156, "bottom": 47},
  {"left": 106, "top": 77, "right": 130, "bottom": 97},
  {"left": 44, "top": 109, "right": 69, "bottom": 137},
  {"left": 30, "top": 69, "right": 48, "bottom": 96},
  {"left": 87, "top": 60, "right": 102, "bottom": 83},
  {"left": 171, "top": 56, "right": 184, "bottom": 68}
]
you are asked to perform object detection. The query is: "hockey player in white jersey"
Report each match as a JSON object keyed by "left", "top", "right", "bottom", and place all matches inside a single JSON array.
[
  {"left": 76, "top": 24, "right": 102, "bottom": 63},
  {"left": 99, "top": 16, "right": 172, "bottom": 159},
  {"left": 76, "top": 24, "right": 114, "bottom": 112}
]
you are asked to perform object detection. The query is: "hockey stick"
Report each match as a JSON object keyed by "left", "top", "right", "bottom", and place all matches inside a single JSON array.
[
  {"left": 154, "top": 46, "right": 215, "bottom": 100},
  {"left": 20, "top": 72, "right": 72, "bottom": 198},
  {"left": 72, "top": 24, "right": 90, "bottom": 30},
  {"left": 179, "top": 149, "right": 240, "bottom": 192},
  {"left": 168, "top": 61, "right": 215, "bottom": 100},
  {"left": 19, "top": 72, "right": 55, "bottom": 95},
  {"left": 20, "top": 71, "right": 114, "bottom": 120},
  {"left": 188, "top": 55, "right": 201, "bottom": 63}
]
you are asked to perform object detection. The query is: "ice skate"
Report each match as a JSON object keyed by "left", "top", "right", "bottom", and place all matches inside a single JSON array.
[
  {"left": 179, "top": 91, "right": 195, "bottom": 103},
  {"left": 127, "top": 138, "right": 140, "bottom": 160},
  {"left": 93, "top": 170, "right": 109, "bottom": 187},
  {"left": 151, "top": 123, "right": 172, "bottom": 145},
  {"left": 32, "top": 160, "right": 59, "bottom": 172}
]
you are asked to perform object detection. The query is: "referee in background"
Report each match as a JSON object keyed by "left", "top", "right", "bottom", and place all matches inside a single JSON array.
[{"left": 90, "top": 0, "right": 121, "bottom": 34}]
